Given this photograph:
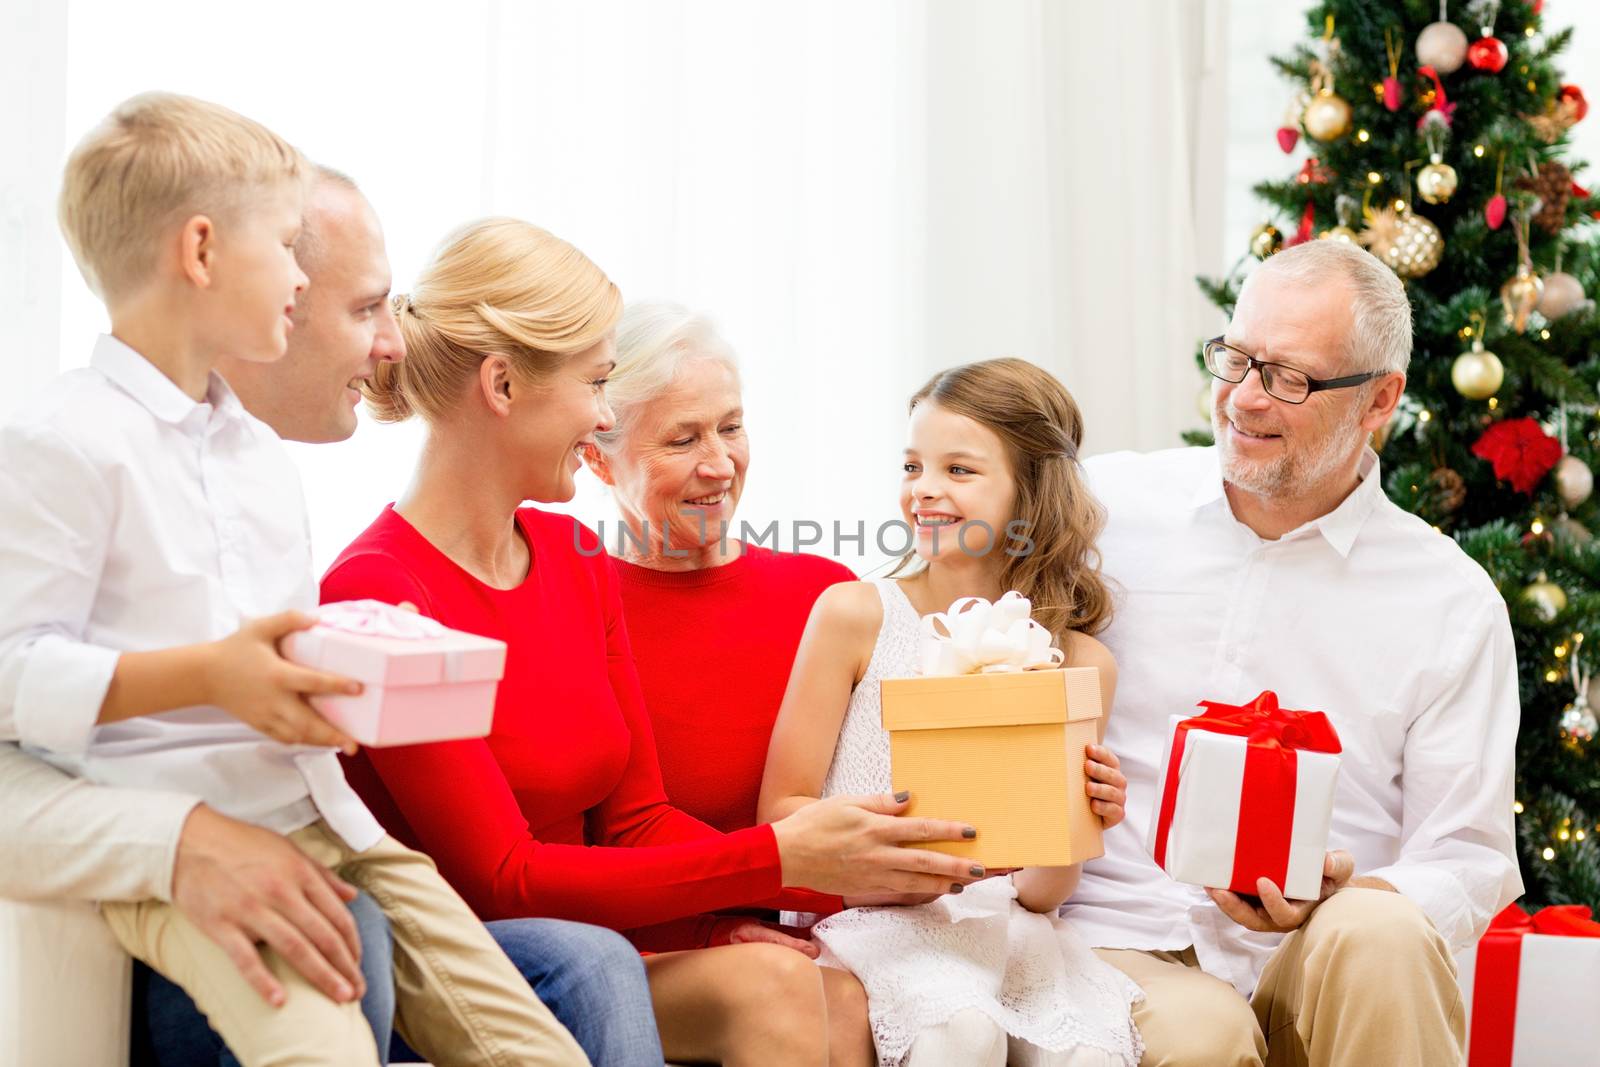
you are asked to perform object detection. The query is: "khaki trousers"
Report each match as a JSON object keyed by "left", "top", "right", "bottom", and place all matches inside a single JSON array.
[
  {"left": 1094, "top": 888, "right": 1465, "bottom": 1067},
  {"left": 102, "top": 822, "right": 589, "bottom": 1067}
]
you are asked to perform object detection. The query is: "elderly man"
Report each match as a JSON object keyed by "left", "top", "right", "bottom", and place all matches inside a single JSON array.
[
  {"left": 0, "top": 166, "right": 661, "bottom": 1067},
  {"left": 1064, "top": 239, "right": 1521, "bottom": 1066}
]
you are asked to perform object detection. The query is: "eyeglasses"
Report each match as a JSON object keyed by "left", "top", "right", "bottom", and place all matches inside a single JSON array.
[{"left": 1202, "top": 337, "right": 1381, "bottom": 405}]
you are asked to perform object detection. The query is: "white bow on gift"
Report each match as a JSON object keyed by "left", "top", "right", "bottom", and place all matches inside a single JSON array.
[
  {"left": 314, "top": 599, "right": 447, "bottom": 640},
  {"left": 917, "top": 590, "right": 1064, "bottom": 676}
]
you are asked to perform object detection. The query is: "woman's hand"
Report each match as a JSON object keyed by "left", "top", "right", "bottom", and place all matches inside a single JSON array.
[
  {"left": 771, "top": 791, "right": 987, "bottom": 897},
  {"left": 710, "top": 917, "right": 820, "bottom": 959},
  {"left": 1085, "top": 743, "right": 1127, "bottom": 828}
]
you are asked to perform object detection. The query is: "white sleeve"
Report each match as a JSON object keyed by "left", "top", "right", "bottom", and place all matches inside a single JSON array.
[
  {"left": 0, "top": 422, "right": 121, "bottom": 753},
  {"left": 1363, "top": 594, "right": 1523, "bottom": 952},
  {"left": 0, "top": 743, "right": 201, "bottom": 902}
]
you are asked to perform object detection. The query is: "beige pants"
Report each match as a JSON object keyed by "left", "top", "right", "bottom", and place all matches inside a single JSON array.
[
  {"left": 102, "top": 822, "right": 589, "bottom": 1067},
  {"left": 1094, "top": 888, "right": 1465, "bottom": 1067}
]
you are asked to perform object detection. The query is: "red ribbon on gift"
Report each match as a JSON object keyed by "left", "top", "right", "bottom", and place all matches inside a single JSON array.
[
  {"left": 1152, "top": 692, "right": 1342, "bottom": 895},
  {"left": 1469, "top": 902, "right": 1600, "bottom": 1067}
]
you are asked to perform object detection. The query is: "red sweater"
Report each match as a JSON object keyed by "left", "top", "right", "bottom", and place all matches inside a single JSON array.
[
  {"left": 612, "top": 545, "right": 855, "bottom": 833},
  {"left": 322, "top": 505, "right": 831, "bottom": 934}
]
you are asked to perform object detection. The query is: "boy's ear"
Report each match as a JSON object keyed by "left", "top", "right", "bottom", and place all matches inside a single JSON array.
[
  {"left": 579, "top": 443, "right": 613, "bottom": 485},
  {"left": 178, "top": 214, "right": 215, "bottom": 288}
]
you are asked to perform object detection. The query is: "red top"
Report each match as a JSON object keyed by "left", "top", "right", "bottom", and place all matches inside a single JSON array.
[
  {"left": 323, "top": 505, "right": 833, "bottom": 935},
  {"left": 612, "top": 544, "right": 855, "bottom": 833}
]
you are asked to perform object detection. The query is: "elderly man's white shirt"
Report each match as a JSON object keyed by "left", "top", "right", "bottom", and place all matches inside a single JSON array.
[
  {"left": 1063, "top": 445, "right": 1522, "bottom": 996},
  {"left": 0, "top": 335, "right": 381, "bottom": 852}
]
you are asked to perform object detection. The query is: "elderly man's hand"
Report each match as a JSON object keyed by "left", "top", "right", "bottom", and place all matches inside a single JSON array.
[{"left": 1207, "top": 850, "right": 1356, "bottom": 933}]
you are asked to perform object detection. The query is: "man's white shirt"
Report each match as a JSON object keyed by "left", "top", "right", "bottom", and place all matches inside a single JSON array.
[
  {"left": 0, "top": 335, "right": 381, "bottom": 853},
  {"left": 1064, "top": 445, "right": 1522, "bottom": 995}
]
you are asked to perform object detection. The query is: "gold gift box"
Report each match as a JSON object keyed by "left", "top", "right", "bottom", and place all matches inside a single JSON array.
[{"left": 880, "top": 666, "right": 1105, "bottom": 869}]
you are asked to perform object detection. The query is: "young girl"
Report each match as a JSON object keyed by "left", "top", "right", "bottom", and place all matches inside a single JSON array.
[{"left": 759, "top": 359, "right": 1144, "bottom": 1067}]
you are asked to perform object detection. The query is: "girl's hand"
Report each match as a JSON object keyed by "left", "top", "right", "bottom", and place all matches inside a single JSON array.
[
  {"left": 1085, "top": 744, "right": 1128, "bottom": 828},
  {"left": 710, "top": 917, "right": 820, "bottom": 959}
]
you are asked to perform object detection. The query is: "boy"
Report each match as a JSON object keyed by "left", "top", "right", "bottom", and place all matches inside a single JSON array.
[{"left": 0, "top": 92, "right": 588, "bottom": 1067}]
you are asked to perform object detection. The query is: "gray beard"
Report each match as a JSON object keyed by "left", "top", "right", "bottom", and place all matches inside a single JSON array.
[{"left": 1214, "top": 400, "right": 1366, "bottom": 499}]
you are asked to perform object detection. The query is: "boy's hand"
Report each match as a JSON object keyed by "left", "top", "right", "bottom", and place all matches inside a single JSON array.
[
  {"left": 1085, "top": 744, "right": 1127, "bottom": 828},
  {"left": 203, "top": 611, "right": 362, "bottom": 754}
]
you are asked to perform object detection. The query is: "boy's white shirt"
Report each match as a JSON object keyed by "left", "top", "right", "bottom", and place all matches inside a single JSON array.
[{"left": 0, "top": 334, "right": 381, "bottom": 853}]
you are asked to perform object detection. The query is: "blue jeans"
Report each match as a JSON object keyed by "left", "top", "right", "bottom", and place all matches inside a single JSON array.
[
  {"left": 132, "top": 889, "right": 396, "bottom": 1066},
  {"left": 391, "top": 918, "right": 662, "bottom": 1067}
]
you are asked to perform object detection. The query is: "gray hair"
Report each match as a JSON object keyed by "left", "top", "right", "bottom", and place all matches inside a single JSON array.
[
  {"left": 1244, "top": 240, "right": 1413, "bottom": 376},
  {"left": 594, "top": 301, "right": 741, "bottom": 454}
]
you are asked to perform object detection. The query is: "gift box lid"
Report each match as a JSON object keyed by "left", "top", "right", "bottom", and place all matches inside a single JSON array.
[
  {"left": 881, "top": 666, "right": 1102, "bottom": 731},
  {"left": 283, "top": 600, "right": 507, "bottom": 688}
]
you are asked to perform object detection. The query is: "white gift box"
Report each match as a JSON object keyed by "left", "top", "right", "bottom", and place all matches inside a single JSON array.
[
  {"left": 1145, "top": 705, "right": 1341, "bottom": 901},
  {"left": 1457, "top": 906, "right": 1600, "bottom": 1067}
]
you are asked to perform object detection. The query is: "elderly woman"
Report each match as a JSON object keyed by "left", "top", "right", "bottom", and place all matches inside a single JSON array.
[
  {"left": 324, "top": 218, "right": 985, "bottom": 1067},
  {"left": 581, "top": 303, "right": 870, "bottom": 1063}
]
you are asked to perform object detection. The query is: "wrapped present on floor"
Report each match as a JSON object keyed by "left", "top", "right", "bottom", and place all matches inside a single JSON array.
[
  {"left": 1459, "top": 903, "right": 1600, "bottom": 1067},
  {"left": 282, "top": 599, "right": 506, "bottom": 747},
  {"left": 1145, "top": 692, "right": 1341, "bottom": 901},
  {"left": 880, "top": 591, "right": 1104, "bottom": 869}
]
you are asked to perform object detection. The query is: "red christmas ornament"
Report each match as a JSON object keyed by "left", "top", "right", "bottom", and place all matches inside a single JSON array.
[
  {"left": 1289, "top": 201, "right": 1316, "bottom": 246},
  {"left": 1532, "top": 0, "right": 1543, "bottom": 12},
  {"left": 1383, "top": 76, "right": 1403, "bottom": 112},
  {"left": 1574, "top": 181, "right": 1592, "bottom": 199},
  {"left": 1560, "top": 84, "right": 1588, "bottom": 122},
  {"left": 1471, "top": 418, "right": 1563, "bottom": 495},
  {"left": 1468, "top": 36, "right": 1509, "bottom": 73},
  {"left": 1485, "top": 193, "right": 1508, "bottom": 229},
  {"left": 1277, "top": 126, "right": 1299, "bottom": 154},
  {"left": 1295, "top": 158, "right": 1331, "bottom": 185},
  {"left": 1417, "top": 66, "right": 1457, "bottom": 128}
]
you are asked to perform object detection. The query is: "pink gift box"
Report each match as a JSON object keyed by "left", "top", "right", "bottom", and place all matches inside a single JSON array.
[{"left": 282, "top": 600, "right": 506, "bottom": 747}]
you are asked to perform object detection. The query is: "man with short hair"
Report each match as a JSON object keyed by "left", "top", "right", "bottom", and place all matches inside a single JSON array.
[{"left": 1065, "top": 239, "right": 1521, "bottom": 1066}]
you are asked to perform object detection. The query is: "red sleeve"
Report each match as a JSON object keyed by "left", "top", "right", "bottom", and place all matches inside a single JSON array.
[
  {"left": 321, "top": 549, "right": 798, "bottom": 929},
  {"left": 586, "top": 551, "right": 845, "bottom": 916}
]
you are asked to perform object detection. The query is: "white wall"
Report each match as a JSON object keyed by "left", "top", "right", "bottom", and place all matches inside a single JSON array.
[{"left": 1, "top": 1, "right": 1258, "bottom": 574}]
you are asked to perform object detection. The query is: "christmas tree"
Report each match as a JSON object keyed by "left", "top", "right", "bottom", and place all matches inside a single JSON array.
[{"left": 1197, "top": 0, "right": 1600, "bottom": 908}]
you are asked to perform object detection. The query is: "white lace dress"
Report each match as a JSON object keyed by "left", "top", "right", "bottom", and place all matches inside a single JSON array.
[{"left": 792, "top": 578, "right": 1145, "bottom": 1067}]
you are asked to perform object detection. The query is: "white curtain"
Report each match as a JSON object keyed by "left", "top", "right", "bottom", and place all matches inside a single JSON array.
[{"left": 9, "top": 0, "right": 1222, "bottom": 572}]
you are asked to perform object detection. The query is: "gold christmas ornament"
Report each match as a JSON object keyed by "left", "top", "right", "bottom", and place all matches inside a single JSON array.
[
  {"left": 1416, "top": 20, "right": 1470, "bottom": 74},
  {"left": 1538, "top": 271, "right": 1587, "bottom": 319},
  {"left": 1303, "top": 92, "right": 1352, "bottom": 141},
  {"left": 1451, "top": 339, "right": 1504, "bottom": 399},
  {"left": 1501, "top": 266, "right": 1544, "bottom": 333},
  {"left": 1359, "top": 205, "right": 1443, "bottom": 278},
  {"left": 1250, "top": 222, "right": 1284, "bottom": 259},
  {"left": 1555, "top": 454, "right": 1595, "bottom": 508},
  {"left": 1522, "top": 574, "right": 1568, "bottom": 622},
  {"left": 1318, "top": 225, "right": 1359, "bottom": 243},
  {"left": 1417, "top": 160, "right": 1459, "bottom": 204}
]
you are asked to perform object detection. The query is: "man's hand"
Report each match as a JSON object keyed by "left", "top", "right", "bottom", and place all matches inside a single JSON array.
[
  {"left": 203, "top": 611, "right": 363, "bottom": 754},
  {"left": 171, "top": 805, "right": 367, "bottom": 1007},
  {"left": 711, "top": 917, "right": 821, "bottom": 959},
  {"left": 1207, "top": 850, "right": 1356, "bottom": 933},
  {"left": 1085, "top": 744, "right": 1128, "bottom": 828}
]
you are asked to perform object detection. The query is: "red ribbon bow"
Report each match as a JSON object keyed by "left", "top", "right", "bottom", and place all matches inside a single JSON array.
[
  {"left": 1469, "top": 903, "right": 1600, "bottom": 1066},
  {"left": 1152, "top": 692, "right": 1342, "bottom": 895}
]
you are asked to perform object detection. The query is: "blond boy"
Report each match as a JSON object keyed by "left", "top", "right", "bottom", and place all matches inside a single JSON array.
[{"left": 0, "top": 93, "right": 587, "bottom": 1067}]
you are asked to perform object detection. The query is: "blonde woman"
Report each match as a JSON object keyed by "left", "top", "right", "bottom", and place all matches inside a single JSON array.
[{"left": 322, "top": 217, "right": 990, "bottom": 1066}]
